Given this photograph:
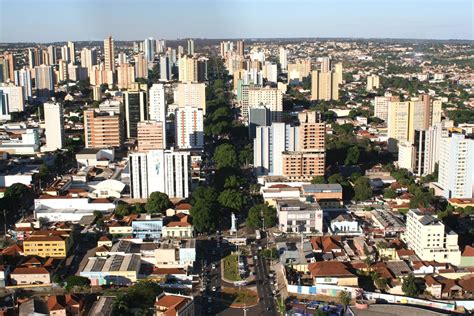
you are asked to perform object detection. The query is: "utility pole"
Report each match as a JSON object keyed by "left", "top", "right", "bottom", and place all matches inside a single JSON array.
[{"left": 3, "top": 209, "right": 7, "bottom": 236}]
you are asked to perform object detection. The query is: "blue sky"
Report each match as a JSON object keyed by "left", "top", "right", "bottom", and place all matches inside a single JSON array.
[{"left": 1, "top": 0, "right": 472, "bottom": 42}]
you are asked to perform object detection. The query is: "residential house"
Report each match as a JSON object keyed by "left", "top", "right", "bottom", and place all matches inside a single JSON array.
[
  {"left": 10, "top": 267, "right": 51, "bottom": 285},
  {"left": 155, "top": 293, "right": 194, "bottom": 316},
  {"left": 307, "top": 261, "right": 358, "bottom": 286}
]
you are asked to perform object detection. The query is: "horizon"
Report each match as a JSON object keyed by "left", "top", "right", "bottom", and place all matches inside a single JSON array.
[{"left": 1, "top": 0, "right": 473, "bottom": 42}]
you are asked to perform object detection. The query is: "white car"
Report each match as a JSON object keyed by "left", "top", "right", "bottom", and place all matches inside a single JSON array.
[{"left": 212, "top": 286, "right": 216, "bottom": 291}]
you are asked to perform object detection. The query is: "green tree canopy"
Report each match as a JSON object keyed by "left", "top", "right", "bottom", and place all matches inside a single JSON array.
[
  {"left": 145, "top": 192, "right": 173, "bottom": 214},
  {"left": 218, "top": 189, "right": 245, "bottom": 212},
  {"left": 65, "top": 275, "right": 90, "bottom": 290},
  {"left": 311, "top": 176, "right": 327, "bottom": 184},
  {"left": 345, "top": 146, "right": 360, "bottom": 165},
  {"left": 191, "top": 200, "right": 217, "bottom": 233},
  {"left": 246, "top": 204, "right": 277, "bottom": 229},
  {"left": 353, "top": 177, "right": 373, "bottom": 201},
  {"left": 402, "top": 274, "right": 421, "bottom": 297},
  {"left": 224, "top": 175, "right": 245, "bottom": 189},
  {"left": 213, "top": 143, "right": 238, "bottom": 169},
  {"left": 383, "top": 188, "right": 397, "bottom": 199}
]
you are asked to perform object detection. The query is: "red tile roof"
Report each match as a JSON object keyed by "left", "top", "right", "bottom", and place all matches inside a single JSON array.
[
  {"left": 308, "top": 261, "right": 355, "bottom": 278},
  {"left": 462, "top": 245, "right": 474, "bottom": 257},
  {"left": 310, "top": 236, "right": 342, "bottom": 253},
  {"left": 12, "top": 267, "right": 49, "bottom": 275}
]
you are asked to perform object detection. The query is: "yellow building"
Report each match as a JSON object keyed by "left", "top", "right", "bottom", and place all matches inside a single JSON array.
[{"left": 23, "top": 233, "right": 69, "bottom": 258}]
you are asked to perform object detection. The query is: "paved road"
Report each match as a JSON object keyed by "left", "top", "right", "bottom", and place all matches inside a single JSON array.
[{"left": 251, "top": 242, "right": 278, "bottom": 316}]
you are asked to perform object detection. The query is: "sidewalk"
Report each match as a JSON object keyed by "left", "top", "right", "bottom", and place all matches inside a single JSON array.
[{"left": 272, "top": 261, "right": 289, "bottom": 299}]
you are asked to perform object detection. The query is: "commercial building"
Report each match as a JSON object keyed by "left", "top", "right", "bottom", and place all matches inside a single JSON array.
[
  {"left": 176, "top": 82, "right": 206, "bottom": 114},
  {"left": 438, "top": 133, "right": 474, "bottom": 199},
  {"left": 103, "top": 35, "right": 115, "bottom": 72},
  {"left": 84, "top": 109, "right": 124, "bottom": 148},
  {"left": 124, "top": 83, "right": 148, "bottom": 139},
  {"left": 248, "top": 105, "right": 271, "bottom": 139},
  {"left": 132, "top": 214, "right": 164, "bottom": 240},
  {"left": 175, "top": 106, "right": 204, "bottom": 149},
  {"left": 43, "top": 101, "right": 65, "bottom": 151},
  {"left": 0, "top": 128, "right": 40, "bottom": 154},
  {"left": 80, "top": 254, "right": 141, "bottom": 286},
  {"left": 23, "top": 231, "right": 70, "bottom": 258},
  {"left": 144, "top": 37, "right": 155, "bottom": 63},
  {"left": 403, "top": 209, "right": 461, "bottom": 265},
  {"left": 137, "top": 121, "right": 165, "bottom": 151},
  {"left": 129, "top": 149, "right": 190, "bottom": 199},
  {"left": 155, "top": 293, "right": 194, "bottom": 316},
  {"left": 276, "top": 199, "right": 323, "bottom": 234}
]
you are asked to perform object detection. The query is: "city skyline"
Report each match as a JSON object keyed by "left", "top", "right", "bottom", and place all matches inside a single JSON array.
[{"left": 1, "top": 0, "right": 473, "bottom": 42}]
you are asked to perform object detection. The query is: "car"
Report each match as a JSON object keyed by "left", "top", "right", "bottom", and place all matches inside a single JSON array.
[
  {"left": 207, "top": 297, "right": 212, "bottom": 303},
  {"left": 254, "top": 255, "right": 258, "bottom": 260},
  {"left": 211, "top": 263, "right": 216, "bottom": 269},
  {"left": 212, "top": 286, "right": 216, "bottom": 291}
]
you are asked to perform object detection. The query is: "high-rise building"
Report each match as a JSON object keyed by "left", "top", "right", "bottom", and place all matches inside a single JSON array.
[
  {"left": 178, "top": 55, "right": 198, "bottom": 83},
  {"left": 424, "top": 121, "right": 452, "bottom": 176},
  {"left": 263, "top": 62, "right": 278, "bottom": 83},
  {"left": 134, "top": 53, "right": 148, "bottom": 79},
  {"left": 0, "top": 90, "right": 8, "bottom": 120},
  {"left": 67, "top": 64, "right": 87, "bottom": 82},
  {"left": 117, "top": 64, "right": 136, "bottom": 89},
  {"left": 187, "top": 39, "right": 194, "bottom": 55},
  {"left": 159, "top": 55, "right": 170, "bottom": 81},
  {"left": 249, "top": 105, "right": 271, "bottom": 139},
  {"left": 124, "top": 83, "right": 148, "bottom": 139},
  {"left": 89, "top": 64, "right": 114, "bottom": 86},
  {"left": 67, "top": 41, "right": 76, "bottom": 64},
  {"left": 279, "top": 47, "right": 288, "bottom": 72},
  {"left": 311, "top": 63, "right": 343, "bottom": 101},
  {"left": 374, "top": 95, "right": 397, "bottom": 122},
  {"left": 287, "top": 58, "right": 311, "bottom": 83},
  {"left": 320, "top": 57, "right": 331, "bottom": 73},
  {"left": 58, "top": 59, "right": 68, "bottom": 82},
  {"left": 176, "top": 82, "right": 206, "bottom": 113},
  {"left": 175, "top": 106, "right": 204, "bottom": 149},
  {"left": 220, "top": 41, "right": 233, "bottom": 57},
  {"left": 137, "top": 121, "right": 165, "bottom": 151},
  {"left": 103, "top": 35, "right": 115, "bottom": 72},
  {"left": 60, "top": 45, "right": 70, "bottom": 64},
  {"left": 248, "top": 86, "right": 283, "bottom": 121},
  {"left": 366, "top": 74, "right": 380, "bottom": 91},
  {"left": 80, "top": 47, "right": 97, "bottom": 75},
  {"left": 236, "top": 40, "right": 244, "bottom": 56},
  {"left": 47, "top": 45, "right": 57, "bottom": 65},
  {"left": 148, "top": 83, "right": 167, "bottom": 122},
  {"left": 29, "top": 48, "right": 41, "bottom": 68},
  {"left": 129, "top": 149, "right": 190, "bottom": 199},
  {"left": 43, "top": 101, "right": 65, "bottom": 151},
  {"left": 0, "top": 84, "right": 24, "bottom": 113},
  {"left": 144, "top": 37, "right": 155, "bottom": 63},
  {"left": 3, "top": 52, "right": 15, "bottom": 82},
  {"left": 14, "top": 67, "right": 33, "bottom": 100},
  {"left": 403, "top": 209, "right": 460, "bottom": 264},
  {"left": 438, "top": 133, "right": 474, "bottom": 199},
  {"left": 84, "top": 109, "right": 123, "bottom": 148},
  {"left": 117, "top": 52, "right": 127, "bottom": 66},
  {"left": 34, "top": 65, "right": 54, "bottom": 97}
]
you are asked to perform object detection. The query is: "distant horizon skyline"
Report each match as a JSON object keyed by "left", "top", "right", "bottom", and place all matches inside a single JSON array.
[{"left": 1, "top": 0, "right": 473, "bottom": 42}]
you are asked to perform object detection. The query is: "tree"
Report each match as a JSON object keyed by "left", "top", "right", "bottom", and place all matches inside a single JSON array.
[
  {"left": 311, "top": 176, "right": 326, "bottom": 184},
  {"left": 115, "top": 203, "right": 130, "bottom": 217},
  {"left": 4, "top": 183, "right": 35, "bottom": 214},
  {"left": 213, "top": 143, "right": 238, "bottom": 169},
  {"left": 338, "top": 290, "right": 351, "bottom": 313},
  {"left": 353, "top": 177, "right": 372, "bottom": 201},
  {"left": 145, "top": 192, "right": 172, "bottom": 214},
  {"left": 246, "top": 204, "right": 277, "bottom": 229},
  {"left": 345, "top": 146, "right": 360, "bottom": 165},
  {"left": 190, "top": 186, "right": 218, "bottom": 205},
  {"left": 328, "top": 174, "right": 344, "bottom": 184},
  {"left": 383, "top": 188, "right": 397, "bottom": 199},
  {"left": 191, "top": 200, "right": 217, "bottom": 233},
  {"left": 224, "top": 175, "right": 245, "bottom": 189},
  {"left": 402, "top": 274, "right": 421, "bottom": 297},
  {"left": 218, "top": 189, "right": 244, "bottom": 212},
  {"left": 65, "top": 276, "right": 90, "bottom": 290},
  {"left": 93, "top": 211, "right": 103, "bottom": 219}
]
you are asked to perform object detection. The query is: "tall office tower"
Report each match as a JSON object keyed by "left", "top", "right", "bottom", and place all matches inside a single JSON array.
[
  {"left": 374, "top": 95, "right": 397, "bottom": 121},
  {"left": 103, "top": 35, "right": 115, "bottom": 72},
  {"left": 187, "top": 39, "right": 195, "bottom": 55},
  {"left": 129, "top": 149, "right": 190, "bottom": 199},
  {"left": 34, "top": 65, "right": 54, "bottom": 97},
  {"left": 220, "top": 41, "right": 233, "bottom": 57},
  {"left": 144, "top": 37, "right": 155, "bottom": 63},
  {"left": 263, "top": 62, "right": 278, "bottom": 83},
  {"left": 279, "top": 47, "right": 288, "bottom": 72},
  {"left": 320, "top": 57, "right": 331, "bottom": 72},
  {"left": 134, "top": 53, "right": 148, "bottom": 79},
  {"left": 124, "top": 83, "right": 148, "bottom": 139},
  {"left": 366, "top": 74, "right": 380, "bottom": 91},
  {"left": 237, "top": 40, "right": 245, "bottom": 56},
  {"left": 67, "top": 41, "right": 75, "bottom": 63},
  {"left": 287, "top": 58, "right": 311, "bottom": 83},
  {"left": 311, "top": 68, "right": 342, "bottom": 101},
  {"left": 159, "top": 55, "right": 170, "bottom": 81},
  {"left": 176, "top": 82, "right": 206, "bottom": 113},
  {"left": 403, "top": 209, "right": 461, "bottom": 264},
  {"left": 3, "top": 52, "right": 15, "bottom": 81},
  {"left": 14, "top": 67, "right": 33, "bottom": 100},
  {"left": 0, "top": 84, "right": 25, "bottom": 113},
  {"left": 137, "top": 121, "right": 165, "bottom": 151},
  {"left": 47, "top": 45, "right": 57, "bottom": 65},
  {"left": 43, "top": 101, "right": 65, "bottom": 151},
  {"left": 84, "top": 109, "right": 123, "bottom": 148},
  {"left": 81, "top": 48, "right": 98, "bottom": 75},
  {"left": 254, "top": 122, "right": 298, "bottom": 176},
  {"left": 117, "top": 52, "right": 127, "bottom": 66},
  {"left": 249, "top": 105, "right": 271, "bottom": 139},
  {"left": 148, "top": 83, "right": 166, "bottom": 122},
  {"left": 117, "top": 64, "right": 136, "bottom": 89},
  {"left": 58, "top": 59, "right": 68, "bottom": 82},
  {"left": 178, "top": 55, "right": 198, "bottom": 82},
  {"left": 424, "top": 121, "right": 452, "bottom": 176},
  {"left": 0, "top": 90, "right": 8, "bottom": 120},
  {"left": 438, "top": 133, "right": 474, "bottom": 199},
  {"left": 175, "top": 106, "right": 204, "bottom": 149},
  {"left": 248, "top": 86, "right": 283, "bottom": 121},
  {"left": 60, "top": 45, "right": 70, "bottom": 63}
]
